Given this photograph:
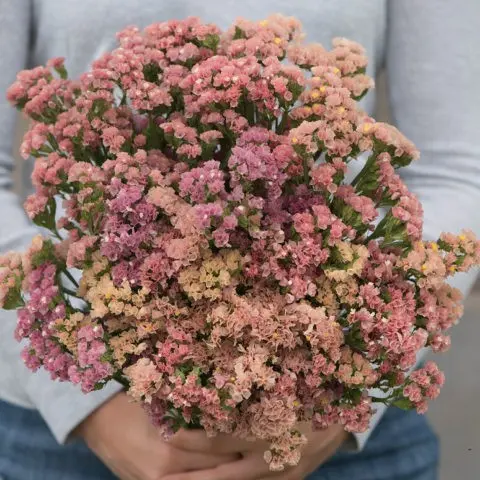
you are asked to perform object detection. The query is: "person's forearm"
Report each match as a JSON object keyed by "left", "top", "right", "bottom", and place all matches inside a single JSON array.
[
  {"left": 0, "top": 214, "right": 124, "bottom": 443},
  {"left": 0, "top": 0, "right": 124, "bottom": 443}
]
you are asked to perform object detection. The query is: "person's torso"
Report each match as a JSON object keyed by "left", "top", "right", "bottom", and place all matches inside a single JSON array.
[{"left": 31, "top": 0, "right": 386, "bottom": 103}]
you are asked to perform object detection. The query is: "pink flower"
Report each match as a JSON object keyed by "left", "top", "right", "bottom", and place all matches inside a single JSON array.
[
  {"left": 67, "top": 235, "right": 97, "bottom": 268},
  {"left": 125, "top": 358, "right": 163, "bottom": 402},
  {"left": 24, "top": 193, "right": 49, "bottom": 219},
  {"left": 213, "top": 228, "right": 230, "bottom": 247},
  {"left": 310, "top": 163, "right": 337, "bottom": 192},
  {"left": 47, "top": 57, "right": 66, "bottom": 69},
  {"left": 179, "top": 161, "right": 226, "bottom": 202}
]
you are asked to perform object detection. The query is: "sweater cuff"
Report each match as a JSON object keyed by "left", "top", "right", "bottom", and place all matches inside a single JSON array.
[
  {"left": 24, "top": 370, "right": 123, "bottom": 444},
  {"left": 1, "top": 222, "right": 124, "bottom": 443}
]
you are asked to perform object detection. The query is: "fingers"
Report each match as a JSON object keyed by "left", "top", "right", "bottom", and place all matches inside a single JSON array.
[
  {"left": 168, "top": 430, "right": 216, "bottom": 453},
  {"left": 259, "top": 430, "right": 349, "bottom": 480},
  {"left": 172, "top": 446, "right": 239, "bottom": 472},
  {"left": 163, "top": 453, "right": 280, "bottom": 480},
  {"left": 258, "top": 472, "right": 305, "bottom": 480},
  {"left": 166, "top": 426, "right": 347, "bottom": 479},
  {"left": 170, "top": 429, "right": 259, "bottom": 455}
]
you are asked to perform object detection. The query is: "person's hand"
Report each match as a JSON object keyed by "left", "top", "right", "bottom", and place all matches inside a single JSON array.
[
  {"left": 74, "top": 393, "right": 237, "bottom": 480},
  {"left": 164, "top": 423, "right": 349, "bottom": 480}
]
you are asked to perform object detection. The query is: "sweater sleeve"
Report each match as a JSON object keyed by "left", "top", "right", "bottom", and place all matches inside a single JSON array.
[
  {"left": 0, "top": 0, "right": 122, "bottom": 444},
  {"left": 349, "top": 0, "right": 480, "bottom": 451}
]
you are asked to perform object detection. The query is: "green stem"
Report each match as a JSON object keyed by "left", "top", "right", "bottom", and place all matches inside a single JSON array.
[
  {"left": 276, "top": 109, "right": 289, "bottom": 134},
  {"left": 303, "top": 157, "right": 310, "bottom": 185},
  {"left": 112, "top": 372, "right": 129, "bottom": 388},
  {"left": 52, "top": 228, "right": 63, "bottom": 241},
  {"left": 62, "top": 269, "right": 79, "bottom": 288},
  {"left": 351, "top": 153, "right": 376, "bottom": 188},
  {"left": 367, "top": 213, "right": 390, "bottom": 241},
  {"left": 370, "top": 396, "right": 392, "bottom": 404},
  {"left": 62, "top": 287, "right": 81, "bottom": 299},
  {"left": 245, "top": 101, "right": 255, "bottom": 125}
]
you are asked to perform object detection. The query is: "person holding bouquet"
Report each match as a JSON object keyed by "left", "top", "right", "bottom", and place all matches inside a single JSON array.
[{"left": 0, "top": 2, "right": 479, "bottom": 480}]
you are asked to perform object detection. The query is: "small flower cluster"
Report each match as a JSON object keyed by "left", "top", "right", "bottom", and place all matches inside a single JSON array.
[
  {"left": 402, "top": 361, "right": 445, "bottom": 413},
  {"left": 2, "top": 15, "right": 479, "bottom": 471}
]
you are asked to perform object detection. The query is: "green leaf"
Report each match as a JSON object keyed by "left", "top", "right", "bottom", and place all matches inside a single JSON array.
[
  {"left": 54, "top": 65, "right": 68, "bottom": 80},
  {"left": 145, "top": 117, "right": 165, "bottom": 150},
  {"left": 343, "top": 387, "right": 363, "bottom": 404},
  {"left": 352, "top": 89, "right": 369, "bottom": 102},
  {"left": 437, "top": 239, "right": 451, "bottom": 251},
  {"left": 233, "top": 27, "right": 246, "bottom": 40},
  {"left": 392, "top": 398, "right": 413, "bottom": 410},
  {"left": 202, "top": 34, "right": 220, "bottom": 53},
  {"left": 14, "top": 96, "right": 29, "bottom": 111},
  {"left": 380, "top": 289, "right": 392, "bottom": 303},
  {"left": 2, "top": 289, "right": 24, "bottom": 310},
  {"left": 235, "top": 284, "right": 251, "bottom": 296},
  {"left": 100, "top": 351, "right": 114, "bottom": 363},
  {"left": 278, "top": 254, "right": 293, "bottom": 268},
  {"left": 343, "top": 323, "right": 367, "bottom": 351},
  {"left": 46, "top": 133, "right": 60, "bottom": 151},
  {"left": 88, "top": 99, "right": 109, "bottom": 122},
  {"left": 32, "top": 197, "right": 57, "bottom": 232},
  {"left": 174, "top": 367, "right": 187, "bottom": 383},
  {"left": 143, "top": 62, "right": 162, "bottom": 83},
  {"left": 287, "top": 80, "right": 304, "bottom": 104},
  {"left": 31, "top": 238, "right": 58, "bottom": 268},
  {"left": 238, "top": 215, "right": 249, "bottom": 229},
  {"left": 290, "top": 226, "right": 301, "bottom": 242}
]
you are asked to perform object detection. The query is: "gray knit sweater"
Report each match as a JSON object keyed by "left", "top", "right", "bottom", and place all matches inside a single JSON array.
[{"left": 0, "top": 0, "right": 479, "bottom": 449}]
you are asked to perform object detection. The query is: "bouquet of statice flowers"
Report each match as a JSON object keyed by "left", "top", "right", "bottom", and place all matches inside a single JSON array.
[{"left": 1, "top": 15, "right": 479, "bottom": 470}]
